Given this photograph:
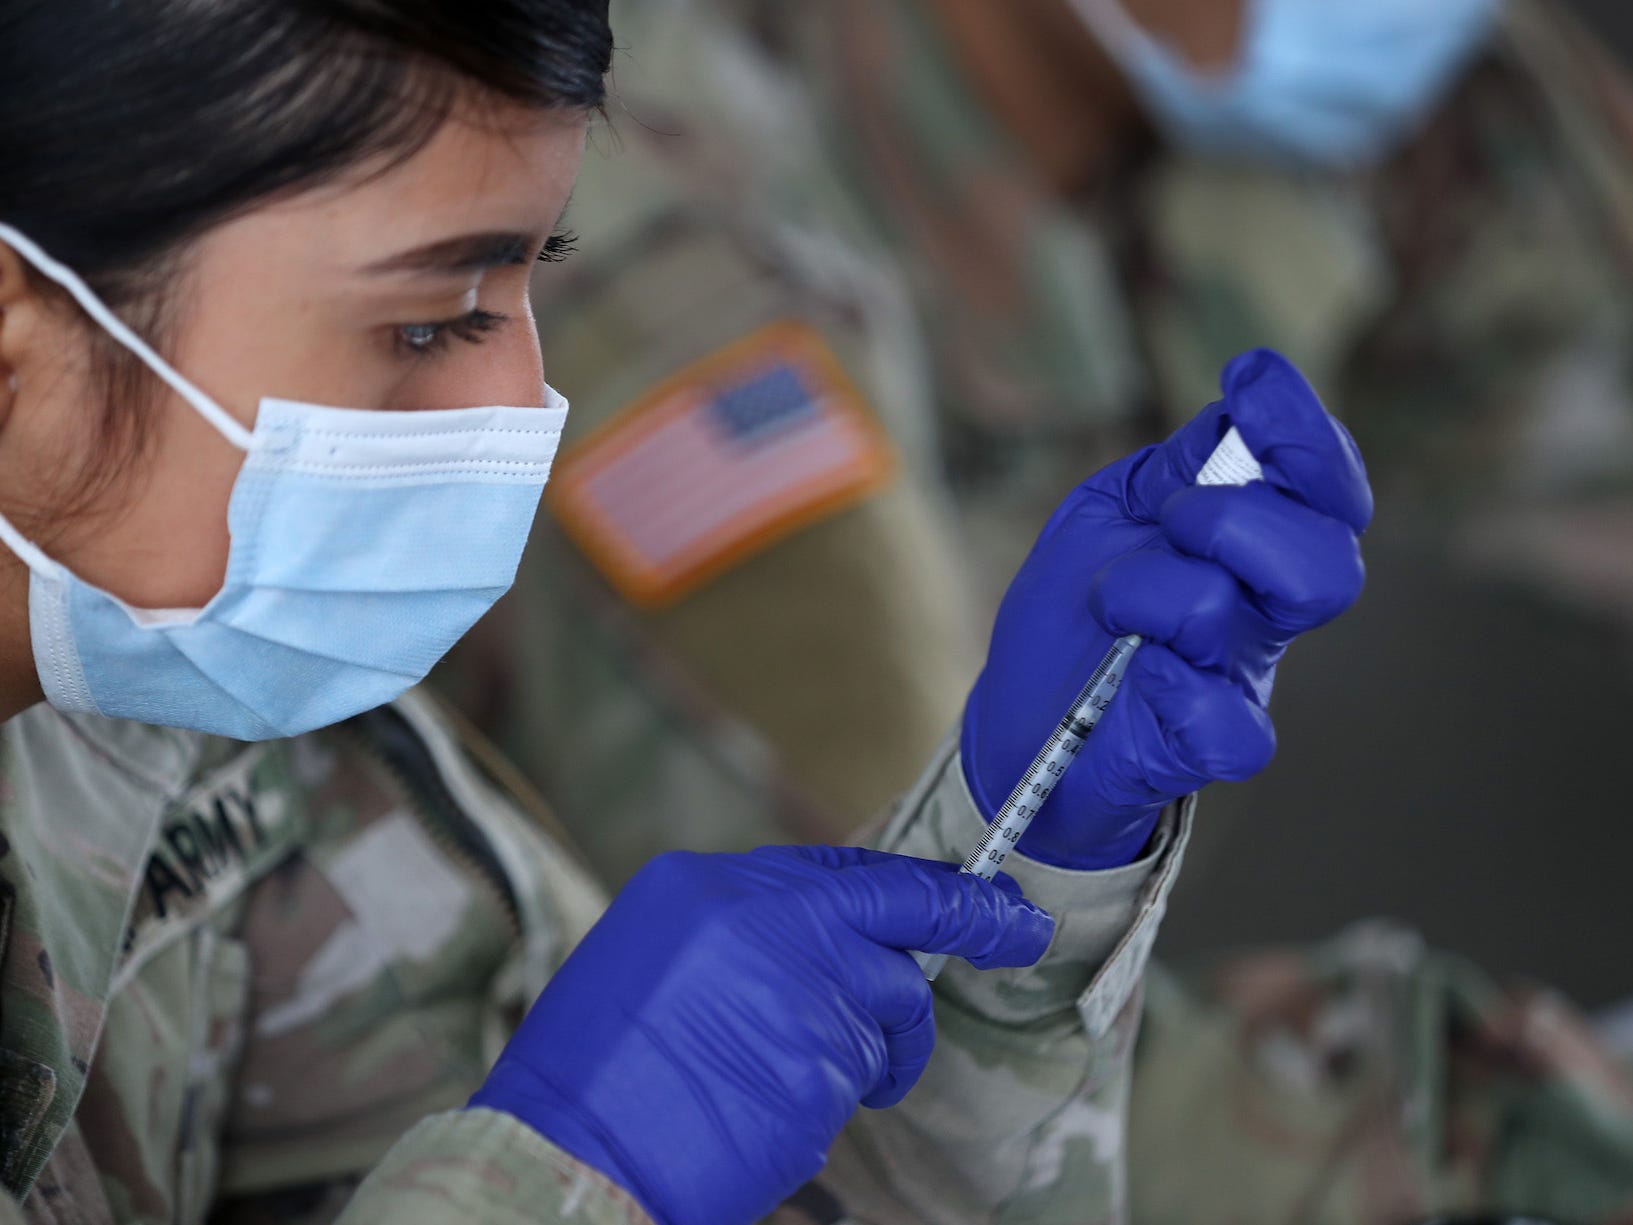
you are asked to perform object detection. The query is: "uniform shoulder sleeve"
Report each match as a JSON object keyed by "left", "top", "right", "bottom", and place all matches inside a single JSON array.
[
  {"left": 473, "top": 64, "right": 981, "bottom": 851},
  {"left": 333, "top": 1109, "right": 652, "bottom": 1225}
]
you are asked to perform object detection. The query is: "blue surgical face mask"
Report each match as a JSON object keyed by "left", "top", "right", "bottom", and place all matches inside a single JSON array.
[
  {"left": 1072, "top": 0, "right": 1504, "bottom": 169},
  {"left": 0, "top": 223, "right": 567, "bottom": 740}
]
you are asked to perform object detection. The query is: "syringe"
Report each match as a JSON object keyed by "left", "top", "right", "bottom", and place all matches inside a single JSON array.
[{"left": 914, "top": 426, "right": 1262, "bottom": 980}]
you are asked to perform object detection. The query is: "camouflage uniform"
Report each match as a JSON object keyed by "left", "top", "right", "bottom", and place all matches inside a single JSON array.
[
  {"left": 0, "top": 691, "right": 1192, "bottom": 1223},
  {"left": 430, "top": 0, "right": 1633, "bottom": 1218}
]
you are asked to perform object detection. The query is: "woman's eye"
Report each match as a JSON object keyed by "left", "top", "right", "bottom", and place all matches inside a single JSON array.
[
  {"left": 395, "top": 309, "right": 508, "bottom": 359},
  {"left": 399, "top": 323, "right": 443, "bottom": 352}
]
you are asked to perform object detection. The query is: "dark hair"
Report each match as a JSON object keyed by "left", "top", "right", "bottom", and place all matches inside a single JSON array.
[
  {"left": 1, "top": 0, "right": 612, "bottom": 300},
  {"left": 0, "top": 0, "right": 612, "bottom": 522}
]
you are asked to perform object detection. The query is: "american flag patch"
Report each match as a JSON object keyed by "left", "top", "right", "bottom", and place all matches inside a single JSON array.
[{"left": 547, "top": 321, "right": 897, "bottom": 608}]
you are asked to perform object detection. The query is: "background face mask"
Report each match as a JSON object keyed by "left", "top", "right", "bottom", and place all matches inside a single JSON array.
[
  {"left": 0, "top": 221, "right": 568, "bottom": 740},
  {"left": 1073, "top": 0, "right": 1505, "bottom": 169}
]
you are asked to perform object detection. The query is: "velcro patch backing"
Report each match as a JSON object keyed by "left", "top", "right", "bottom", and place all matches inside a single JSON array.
[{"left": 547, "top": 320, "right": 897, "bottom": 608}]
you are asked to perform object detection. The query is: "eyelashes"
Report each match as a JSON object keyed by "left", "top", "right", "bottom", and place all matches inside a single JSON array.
[
  {"left": 538, "top": 229, "right": 578, "bottom": 264},
  {"left": 396, "top": 308, "right": 507, "bottom": 359},
  {"left": 395, "top": 228, "right": 576, "bottom": 360}
]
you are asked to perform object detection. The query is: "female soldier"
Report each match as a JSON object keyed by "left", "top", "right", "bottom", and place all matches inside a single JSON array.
[{"left": 0, "top": 2, "right": 1368, "bottom": 1223}]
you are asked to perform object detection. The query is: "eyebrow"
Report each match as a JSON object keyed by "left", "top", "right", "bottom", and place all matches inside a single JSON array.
[{"left": 364, "top": 231, "right": 535, "bottom": 275}]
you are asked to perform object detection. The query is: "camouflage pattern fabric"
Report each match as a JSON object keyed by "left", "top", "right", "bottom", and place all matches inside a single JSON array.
[
  {"left": 1133, "top": 926, "right": 1633, "bottom": 1224},
  {"left": 0, "top": 694, "right": 1192, "bottom": 1223},
  {"left": 0, "top": 690, "right": 613, "bottom": 1224}
]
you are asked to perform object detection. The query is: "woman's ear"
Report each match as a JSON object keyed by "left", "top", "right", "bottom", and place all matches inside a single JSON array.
[
  {"left": 0, "top": 239, "right": 66, "bottom": 433},
  {"left": 0, "top": 241, "right": 38, "bottom": 430}
]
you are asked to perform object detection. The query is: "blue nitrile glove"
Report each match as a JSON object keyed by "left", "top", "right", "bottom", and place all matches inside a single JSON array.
[
  {"left": 468, "top": 845, "right": 1054, "bottom": 1225},
  {"left": 962, "top": 349, "right": 1371, "bottom": 870}
]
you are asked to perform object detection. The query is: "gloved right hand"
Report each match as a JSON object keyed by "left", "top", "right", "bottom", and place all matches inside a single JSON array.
[
  {"left": 962, "top": 350, "right": 1371, "bottom": 870},
  {"left": 468, "top": 845, "right": 1054, "bottom": 1225}
]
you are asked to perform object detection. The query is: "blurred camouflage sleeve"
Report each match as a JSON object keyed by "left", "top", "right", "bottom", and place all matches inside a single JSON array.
[
  {"left": 820, "top": 731, "right": 1193, "bottom": 1224},
  {"left": 332, "top": 1109, "right": 652, "bottom": 1225},
  {"left": 1129, "top": 924, "right": 1633, "bottom": 1224}
]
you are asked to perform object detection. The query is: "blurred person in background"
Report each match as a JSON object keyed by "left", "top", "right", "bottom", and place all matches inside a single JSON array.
[{"left": 435, "top": 0, "right": 1633, "bottom": 1218}]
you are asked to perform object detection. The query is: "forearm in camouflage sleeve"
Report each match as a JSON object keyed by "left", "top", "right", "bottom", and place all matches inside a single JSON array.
[
  {"left": 331, "top": 1109, "right": 652, "bottom": 1225},
  {"left": 817, "top": 731, "right": 1193, "bottom": 1225}
]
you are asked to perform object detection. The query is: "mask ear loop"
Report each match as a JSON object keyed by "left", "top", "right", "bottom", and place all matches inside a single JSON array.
[
  {"left": 0, "top": 501, "right": 58, "bottom": 577},
  {"left": 1069, "top": 0, "right": 1162, "bottom": 70},
  {"left": 1068, "top": 0, "right": 1239, "bottom": 90},
  {"left": 0, "top": 222, "right": 256, "bottom": 451}
]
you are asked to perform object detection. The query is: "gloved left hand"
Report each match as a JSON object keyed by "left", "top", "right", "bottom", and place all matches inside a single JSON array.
[
  {"left": 962, "top": 349, "right": 1371, "bottom": 869},
  {"left": 468, "top": 844, "right": 1053, "bottom": 1225}
]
